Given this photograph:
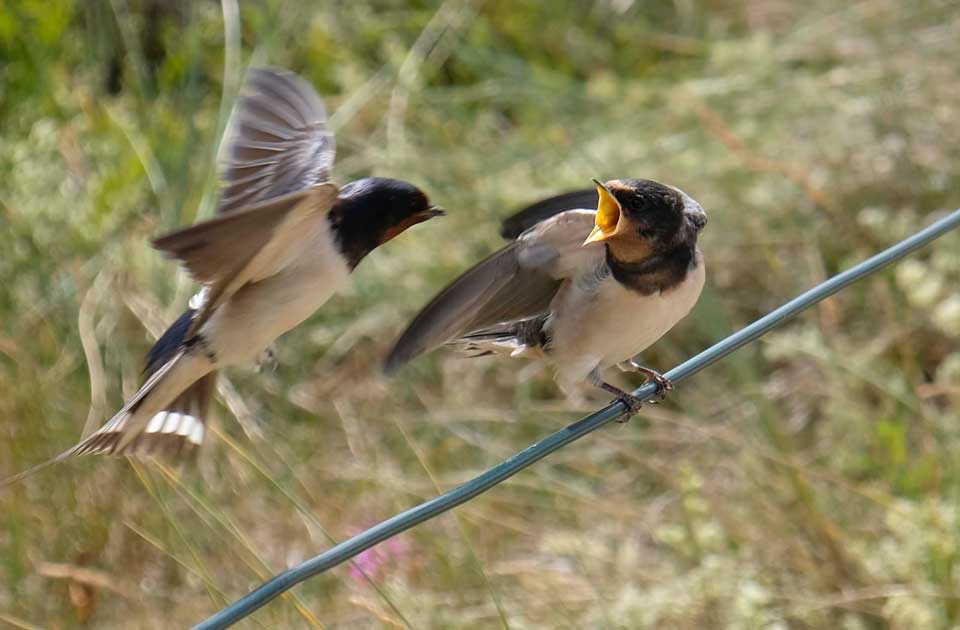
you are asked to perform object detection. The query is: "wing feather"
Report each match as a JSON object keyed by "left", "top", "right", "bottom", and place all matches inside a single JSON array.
[
  {"left": 385, "top": 210, "right": 601, "bottom": 372},
  {"left": 152, "top": 67, "right": 340, "bottom": 335},
  {"left": 153, "top": 184, "right": 339, "bottom": 334},
  {"left": 500, "top": 189, "right": 598, "bottom": 239},
  {"left": 218, "top": 67, "right": 335, "bottom": 214}
]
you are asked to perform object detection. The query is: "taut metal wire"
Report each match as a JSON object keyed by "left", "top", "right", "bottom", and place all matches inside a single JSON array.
[{"left": 196, "top": 208, "right": 960, "bottom": 629}]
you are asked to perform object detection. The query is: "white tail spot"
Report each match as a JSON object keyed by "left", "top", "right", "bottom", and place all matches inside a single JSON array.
[
  {"left": 189, "top": 422, "right": 205, "bottom": 445},
  {"left": 176, "top": 416, "right": 195, "bottom": 436},
  {"left": 146, "top": 412, "right": 167, "bottom": 433},
  {"left": 161, "top": 412, "right": 182, "bottom": 434}
]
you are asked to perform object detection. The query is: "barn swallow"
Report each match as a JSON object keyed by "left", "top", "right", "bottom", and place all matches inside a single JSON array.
[
  {"left": 385, "top": 178, "right": 706, "bottom": 415},
  {"left": 2, "top": 67, "right": 441, "bottom": 486}
]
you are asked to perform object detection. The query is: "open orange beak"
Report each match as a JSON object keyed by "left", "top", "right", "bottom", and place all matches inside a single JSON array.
[{"left": 583, "top": 179, "right": 623, "bottom": 245}]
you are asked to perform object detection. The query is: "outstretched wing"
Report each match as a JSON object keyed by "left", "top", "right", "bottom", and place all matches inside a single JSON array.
[
  {"left": 217, "top": 66, "right": 335, "bottom": 214},
  {"left": 385, "top": 209, "right": 601, "bottom": 371},
  {"left": 152, "top": 67, "right": 340, "bottom": 334},
  {"left": 154, "top": 185, "right": 339, "bottom": 335}
]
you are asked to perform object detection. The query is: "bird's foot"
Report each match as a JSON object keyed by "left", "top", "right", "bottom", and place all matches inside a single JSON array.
[
  {"left": 255, "top": 345, "right": 278, "bottom": 373},
  {"left": 597, "top": 381, "right": 645, "bottom": 422},
  {"left": 624, "top": 361, "right": 673, "bottom": 403}
]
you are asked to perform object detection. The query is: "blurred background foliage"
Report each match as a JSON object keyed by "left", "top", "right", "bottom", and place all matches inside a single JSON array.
[{"left": 2, "top": 0, "right": 959, "bottom": 627}]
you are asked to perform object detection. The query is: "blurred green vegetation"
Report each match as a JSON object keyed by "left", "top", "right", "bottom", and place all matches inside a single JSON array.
[{"left": 2, "top": 0, "right": 960, "bottom": 627}]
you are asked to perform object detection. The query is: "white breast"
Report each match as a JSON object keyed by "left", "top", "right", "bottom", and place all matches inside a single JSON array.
[
  {"left": 548, "top": 251, "right": 705, "bottom": 392},
  {"left": 201, "top": 215, "right": 351, "bottom": 366}
]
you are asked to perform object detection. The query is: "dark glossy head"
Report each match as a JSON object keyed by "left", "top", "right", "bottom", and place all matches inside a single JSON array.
[
  {"left": 584, "top": 178, "right": 706, "bottom": 254},
  {"left": 329, "top": 177, "right": 443, "bottom": 267}
]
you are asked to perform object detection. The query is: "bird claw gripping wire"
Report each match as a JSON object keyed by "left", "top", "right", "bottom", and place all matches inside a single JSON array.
[
  {"left": 626, "top": 360, "right": 674, "bottom": 403},
  {"left": 614, "top": 390, "right": 646, "bottom": 420},
  {"left": 593, "top": 381, "right": 646, "bottom": 421},
  {"left": 591, "top": 364, "right": 673, "bottom": 420}
]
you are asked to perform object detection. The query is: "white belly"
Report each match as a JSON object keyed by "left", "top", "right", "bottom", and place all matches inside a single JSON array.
[
  {"left": 549, "top": 252, "right": 705, "bottom": 391},
  {"left": 201, "top": 222, "right": 351, "bottom": 366}
]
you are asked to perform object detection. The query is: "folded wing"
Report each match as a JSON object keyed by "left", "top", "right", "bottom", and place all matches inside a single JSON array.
[{"left": 385, "top": 209, "right": 600, "bottom": 371}]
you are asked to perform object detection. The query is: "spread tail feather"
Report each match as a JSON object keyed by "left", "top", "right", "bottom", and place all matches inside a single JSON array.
[
  {"left": 449, "top": 316, "right": 549, "bottom": 359},
  {"left": 74, "top": 371, "right": 217, "bottom": 457},
  {"left": 1, "top": 307, "right": 218, "bottom": 490},
  {"left": 1, "top": 367, "right": 216, "bottom": 490}
]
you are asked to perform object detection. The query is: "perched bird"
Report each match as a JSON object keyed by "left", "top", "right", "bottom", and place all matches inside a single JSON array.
[
  {"left": 2, "top": 67, "right": 441, "bottom": 486},
  {"left": 385, "top": 178, "right": 706, "bottom": 414}
]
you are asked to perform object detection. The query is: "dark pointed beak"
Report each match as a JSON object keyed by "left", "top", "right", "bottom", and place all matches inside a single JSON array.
[{"left": 410, "top": 205, "right": 444, "bottom": 226}]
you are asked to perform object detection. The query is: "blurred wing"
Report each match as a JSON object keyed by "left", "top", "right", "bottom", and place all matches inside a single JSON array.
[
  {"left": 217, "top": 67, "right": 335, "bottom": 214},
  {"left": 152, "top": 184, "right": 339, "bottom": 285},
  {"left": 153, "top": 184, "right": 339, "bottom": 333},
  {"left": 153, "top": 66, "right": 337, "bottom": 335},
  {"left": 500, "top": 189, "right": 598, "bottom": 239},
  {"left": 385, "top": 210, "right": 600, "bottom": 371}
]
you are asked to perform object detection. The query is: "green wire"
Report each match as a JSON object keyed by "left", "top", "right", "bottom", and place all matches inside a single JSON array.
[{"left": 195, "top": 208, "right": 960, "bottom": 630}]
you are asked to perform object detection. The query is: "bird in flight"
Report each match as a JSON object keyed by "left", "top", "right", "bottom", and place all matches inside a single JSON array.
[
  {"left": 2, "top": 67, "right": 442, "bottom": 486},
  {"left": 385, "top": 178, "right": 706, "bottom": 415}
]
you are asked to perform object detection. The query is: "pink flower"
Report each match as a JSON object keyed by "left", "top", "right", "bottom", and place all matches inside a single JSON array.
[{"left": 349, "top": 535, "right": 412, "bottom": 582}]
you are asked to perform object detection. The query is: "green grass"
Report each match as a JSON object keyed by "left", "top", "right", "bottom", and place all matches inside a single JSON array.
[{"left": 2, "top": 0, "right": 960, "bottom": 627}]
